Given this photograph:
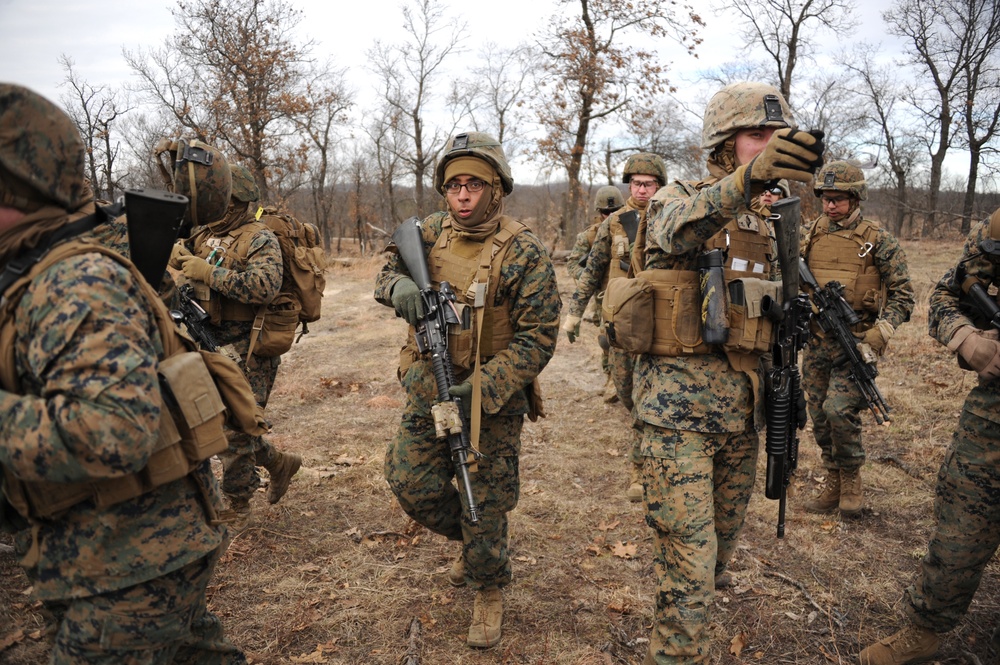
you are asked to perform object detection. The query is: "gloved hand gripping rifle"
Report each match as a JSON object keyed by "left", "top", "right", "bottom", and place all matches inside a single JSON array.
[
  {"left": 392, "top": 217, "right": 482, "bottom": 525},
  {"left": 798, "top": 259, "right": 891, "bottom": 424},
  {"left": 763, "top": 197, "right": 812, "bottom": 538}
]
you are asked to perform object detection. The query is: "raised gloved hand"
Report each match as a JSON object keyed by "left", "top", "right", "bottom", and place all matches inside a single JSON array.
[
  {"left": 734, "top": 128, "right": 825, "bottom": 193},
  {"left": 562, "top": 315, "right": 582, "bottom": 343},
  {"left": 177, "top": 254, "right": 214, "bottom": 284},
  {"left": 169, "top": 243, "right": 192, "bottom": 268},
  {"left": 856, "top": 319, "right": 895, "bottom": 356},
  {"left": 447, "top": 381, "right": 473, "bottom": 418},
  {"left": 948, "top": 325, "right": 1000, "bottom": 380},
  {"left": 390, "top": 277, "right": 424, "bottom": 326}
]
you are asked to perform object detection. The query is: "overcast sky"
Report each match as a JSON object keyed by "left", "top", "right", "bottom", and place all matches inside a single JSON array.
[{"left": 3, "top": 0, "right": 965, "bottom": 184}]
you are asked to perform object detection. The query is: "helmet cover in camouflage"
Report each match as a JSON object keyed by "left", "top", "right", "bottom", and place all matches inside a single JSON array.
[
  {"left": 434, "top": 131, "right": 514, "bottom": 195},
  {"left": 594, "top": 185, "right": 624, "bottom": 212},
  {"left": 621, "top": 152, "right": 667, "bottom": 185},
  {"left": 701, "top": 82, "right": 793, "bottom": 150},
  {"left": 0, "top": 83, "right": 88, "bottom": 212},
  {"left": 813, "top": 160, "right": 867, "bottom": 201},
  {"left": 229, "top": 163, "right": 260, "bottom": 203},
  {"left": 154, "top": 138, "right": 232, "bottom": 227}
]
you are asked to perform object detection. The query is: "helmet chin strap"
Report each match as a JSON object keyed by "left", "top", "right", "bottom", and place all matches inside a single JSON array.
[{"left": 187, "top": 160, "right": 199, "bottom": 227}]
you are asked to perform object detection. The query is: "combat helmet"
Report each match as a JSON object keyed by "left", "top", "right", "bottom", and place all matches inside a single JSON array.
[
  {"left": 229, "top": 164, "right": 260, "bottom": 203},
  {"left": 622, "top": 152, "right": 667, "bottom": 186},
  {"left": 154, "top": 137, "right": 232, "bottom": 227},
  {"left": 434, "top": 132, "right": 514, "bottom": 195},
  {"left": 701, "top": 82, "right": 793, "bottom": 150},
  {"left": 814, "top": 161, "right": 867, "bottom": 201},
  {"left": 594, "top": 185, "right": 624, "bottom": 213},
  {"left": 0, "top": 83, "right": 88, "bottom": 212}
]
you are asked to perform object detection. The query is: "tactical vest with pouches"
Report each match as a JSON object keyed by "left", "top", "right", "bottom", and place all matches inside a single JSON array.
[
  {"left": 804, "top": 215, "right": 884, "bottom": 321},
  {"left": 188, "top": 222, "right": 270, "bottom": 324},
  {"left": 0, "top": 237, "right": 231, "bottom": 521}
]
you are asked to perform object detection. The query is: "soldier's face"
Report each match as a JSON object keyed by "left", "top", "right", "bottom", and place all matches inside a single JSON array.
[
  {"left": 445, "top": 175, "right": 487, "bottom": 220},
  {"left": 629, "top": 176, "right": 659, "bottom": 203},
  {"left": 734, "top": 128, "right": 776, "bottom": 165}
]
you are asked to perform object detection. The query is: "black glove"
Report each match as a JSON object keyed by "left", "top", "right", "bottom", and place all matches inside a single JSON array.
[
  {"left": 737, "top": 128, "right": 825, "bottom": 193},
  {"left": 448, "top": 381, "right": 474, "bottom": 418},
  {"left": 390, "top": 277, "right": 424, "bottom": 326}
]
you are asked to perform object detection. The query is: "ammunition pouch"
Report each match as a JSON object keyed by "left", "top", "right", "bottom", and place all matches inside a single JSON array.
[
  {"left": 248, "top": 293, "right": 301, "bottom": 358},
  {"left": 724, "top": 277, "right": 782, "bottom": 354}
]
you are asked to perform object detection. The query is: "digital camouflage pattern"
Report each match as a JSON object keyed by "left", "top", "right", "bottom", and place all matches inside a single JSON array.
[
  {"left": 229, "top": 164, "right": 260, "bottom": 203},
  {"left": 642, "top": 425, "right": 758, "bottom": 662},
  {"left": 622, "top": 152, "right": 667, "bottom": 185},
  {"left": 180, "top": 216, "right": 283, "bottom": 503},
  {"left": 700, "top": 81, "right": 791, "bottom": 150},
  {"left": 813, "top": 160, "right": 868, "bottom": 200},
  {"left": 433, "top": 131, "right": 514, "bottom": 195},
  {"left": 0, "top": 84, "right": 88, "bottom": 211},
  {"left": 904, "top": 217, "right": 1000, "bottom": 632},
  {"left": 638, "top": 156, "right": 776, "bottom": 663},
  {"left": 801, "top": 211, "right": 913, "bottom": 470},
  {"left": 374, "top": 212, "right": 560, "bottom": 589},
  {"left": 566, "top": 220, "right": 601, "bottom": 283}
]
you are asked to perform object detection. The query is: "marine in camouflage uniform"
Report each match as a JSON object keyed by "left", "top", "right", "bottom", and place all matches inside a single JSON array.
[
  {"left": 563, "top": 155, "right": 666, "bottom": 502},
  {"left": 636, "top": 83, "right": 823, "bottom": 663},
  {"left": 374, "top": 132, "right": 560, "bottom": 648},
  {"left": 859, "top": 211, "right": 1000, "bottom": 664},
  {"left": 800, "top": 162, "right": 914, "bottom": 516},
  {"left": 0, "top": 83, "right": 244, "bottom": 664},
  {"left": 565, "top": 186, "right": 624, "bottom": 389},
  {"left": 171, "top": 163, "right": 301, "bottom": 516}
]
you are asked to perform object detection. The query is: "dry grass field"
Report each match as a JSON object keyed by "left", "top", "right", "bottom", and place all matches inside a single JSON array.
[{"left": 3, "top": 234, "right": 998, "bottom": 664}]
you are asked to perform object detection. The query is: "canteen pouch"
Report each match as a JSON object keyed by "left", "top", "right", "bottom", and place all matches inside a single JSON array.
[{"left": 602, "top": 275, "right": 654, "bottom": 354}]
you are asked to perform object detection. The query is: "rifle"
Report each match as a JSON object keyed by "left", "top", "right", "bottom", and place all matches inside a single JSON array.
[
  {"left": 392, "top": 217, "right": 482, "bottom": 525},
  {"left": 799, "top": 259, "right": 891, "bottom": 424},
  {"left": 962, "top": 279, "right": 1000, "bottom": 333},
  {"left": 763, "top": 197, "right": 812, "bottom": 538},
  {"left": 172, "top": 283, "right": 220, "bottom": 351},
  {"left": 124, "top": 188, "right": 190, "bottom": 290}
]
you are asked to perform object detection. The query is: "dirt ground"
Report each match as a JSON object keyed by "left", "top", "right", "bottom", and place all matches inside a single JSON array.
[{"left": 2, "top": 236, "right": 999, "bottom": 664}]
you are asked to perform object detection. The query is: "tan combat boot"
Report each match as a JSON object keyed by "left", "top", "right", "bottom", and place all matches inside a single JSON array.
[
  {"left": 266, "top": 452, "right": 303, "bottom": 504},
  {"left": 467, "top": 587, "right": 503, "bottom": 648},
  {"left": 448, "top": 552, "right": 466, "bottom": 587},
  {"left": 803, "top": 470, "right": 841, "bottom": 513},
  {"left": 603, "top": 375, "right": 620, "bottom": 403},
  {"left": 221, "top": 496, "right": 252, "bottom": 529},
  {"left": 858, "top": 624, "right": 940, "bottom": 664},
  {"left": 839, "top": 467, "right": 863, "bottom": 516},
  {"left": 626, "top": 463, "right": 644, "bottom": 503}
]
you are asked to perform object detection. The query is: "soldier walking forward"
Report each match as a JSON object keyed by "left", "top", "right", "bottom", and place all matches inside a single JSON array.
[
  {"left": 375, "top": 132, "right": 560, "bottom": 648},
  {"left": 632, "top": 82, "right": 823, "bottom": 662}
]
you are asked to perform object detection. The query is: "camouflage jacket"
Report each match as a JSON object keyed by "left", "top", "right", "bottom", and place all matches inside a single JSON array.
[
  {"left": 929, "top": 218, "right": 1000, "bottom": 424},
  {"left": 0, "top": 241, "right": 224, "bottom": 601},
  {"left": 183, "top": 218, "right": 283, "bottom": 347},
  {"left": 569, "top": 199, "right": 647, "bottom": 319},
  {"left": 634, "top": 175, "right": 775, "bottom": 434},
  {"left": 802, "top": 212, "right": 914, "bottom": 330},
  {"left": 374, "top": 212, "right": 561, "bottom": 416},
  {"left": 566, "top": 218, "right": 601, "bottom": 283}
]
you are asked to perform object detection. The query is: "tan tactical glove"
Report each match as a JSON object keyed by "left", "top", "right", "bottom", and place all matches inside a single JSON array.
[
  {"left": 948, "top": 325, "right": 1000, "bottom": 380},
  {"left": 855, "top": 319, "right": 894, "bottom": 356},
  {"left": 733, "top": 128, "right": 825, "bottom": 195},
  {"left": 562, "top": 315, "right": 582, "bottom": 344},
  {"left": 169, "top": 243, "right": 192, "bottom": 269},
  {"left": 177, "top": 254, "right": 215, "bottom": 284}
]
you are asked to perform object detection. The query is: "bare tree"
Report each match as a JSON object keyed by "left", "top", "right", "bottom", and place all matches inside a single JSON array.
[
  {"left": 59, "top": 56, "right": 132, "bottom": 201},
  {"left": 125, "top": 0, "right": 317, "bottom": 200},
  {"left": 953, "top": 0, "right": 1000, "bottom": 233},
  {"left": 365, "top": 104, "right": 407, "bottom": 227},
  {"left": 841, "top": 42, "right": 926, "bottom": 236},
  {"left": 367, "top": 0, "right": 464, "bottom": 218},
  {"left": 723, "top": 0, "right": 858, "bottom": 104},
  {"left": 884, "top": 0, "right": 974, "bottom": 234},
  {"left": 532, "top": 0, "right": 703, "bottom": 242}
]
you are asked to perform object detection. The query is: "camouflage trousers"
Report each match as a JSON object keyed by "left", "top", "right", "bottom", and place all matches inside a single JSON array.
[
  {"left": 220, "top": 353, "right": 281, "bottom": 502},
  {"left": 905, "top": 405, "right": 1000, "bottom": 632},
  {"left": 641, "top": 424, "right": 759, "bottom": 664},
  {"left": 385, "top": 409, "right": 522, "bottom": 590},
  {"left": 608, "top": 347, "right": 643, "bottom": 468},
  {"left": 51, "top": 546, "right": 245, "bottom": 664},
  {"left": 802, "top": 335, "right": 866, "bottom": 470}
]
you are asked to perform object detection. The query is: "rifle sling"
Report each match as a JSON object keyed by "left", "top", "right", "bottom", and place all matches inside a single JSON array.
[{"left": 0, "top": 211, "right": 104, "bottom": 296}]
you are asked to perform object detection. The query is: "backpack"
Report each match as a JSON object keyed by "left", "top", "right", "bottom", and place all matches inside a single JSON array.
[{"left": 257, "top": 206, "right": 327, "bottom": 328}]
